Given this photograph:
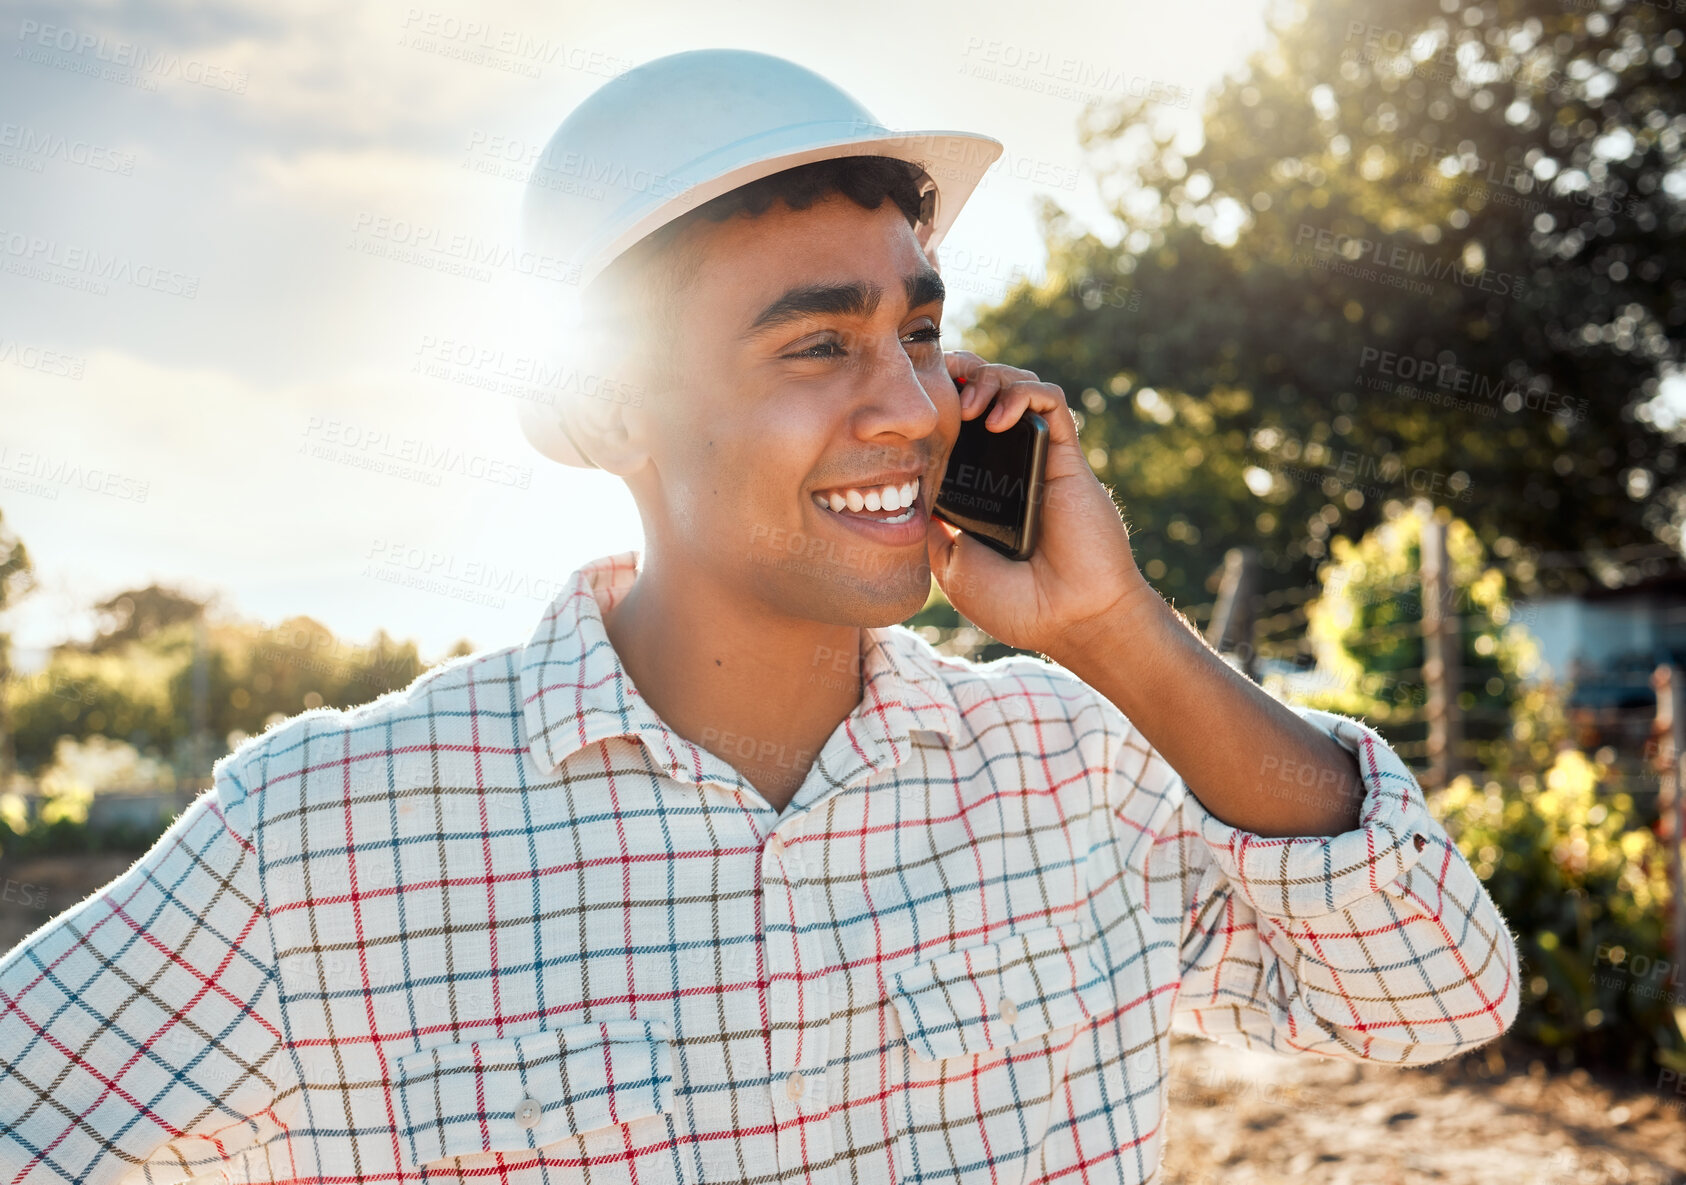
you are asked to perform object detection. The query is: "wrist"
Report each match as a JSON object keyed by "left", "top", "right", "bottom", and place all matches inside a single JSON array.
[{"left": 1046, "top": 573, "right": 1177, "bottom": 683}]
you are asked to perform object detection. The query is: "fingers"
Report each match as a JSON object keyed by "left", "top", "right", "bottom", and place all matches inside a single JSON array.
[
  {"left": 944, "top": 351, "right": 1069, "bottom": 437},
  {"left": 983, "top": 381, "right": 1034, "bottom": 431},
  {"left": 926, "top": 514, "right": 961, "bottom": 584},
  {"left": 948, "top": 352, "right": 999, "bottom": 421},
  {"left": 944, "top": 350, "right": 985, "bottom": 384},
  {"left": 986, "top": 383, "right": 1075, "bottom": 454}
]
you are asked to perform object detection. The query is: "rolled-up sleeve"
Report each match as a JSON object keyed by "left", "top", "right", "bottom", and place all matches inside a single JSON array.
[
  {"left": 1145, "top": 706, "right": 1521, "bottom": 1065},
  {"left": 0, "top": 750, "right": 290, "bottom": 1184}
]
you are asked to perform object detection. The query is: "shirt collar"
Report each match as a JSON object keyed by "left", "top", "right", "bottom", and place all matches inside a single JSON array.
[{"left": 519, "top": 550, "right": 966, "bottom": 784}]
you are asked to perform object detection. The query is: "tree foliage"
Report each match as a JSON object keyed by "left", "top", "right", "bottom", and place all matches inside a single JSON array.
[
  {"left": 1281, "top": 507, "right": 1682, "bottom": 1071},
  {"left": 71, "top": 585, "right": 211, "bottom": 655},
  {"left": 1288, "top": 505, "right": 1545, "bottom": 768},
  {"left": 5, "top": 585, "right": 474, "bottom": 776},
  {"left": 961, "top": 0, "right": 1686, "bottom": 613}
]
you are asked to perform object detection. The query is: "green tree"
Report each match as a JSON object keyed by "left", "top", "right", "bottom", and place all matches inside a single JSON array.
[
  {"left": 5, "top": 606, "right": 454, "bottom": 774},
  {"left": 962, "top": 0, "right": 1686, "bottom": 614},
  {"left": 0, "top": 509, "right": 35, "bottom": 783},
  {"left": 1289, "top": 505, "right": 1545, "bottom": 771},
  {"left": 72, "top": 585, "right": 210, "bottom": 654}
]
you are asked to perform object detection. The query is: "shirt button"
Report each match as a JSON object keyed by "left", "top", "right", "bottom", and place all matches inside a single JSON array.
[
  {"left": 784, "top": 1071, "right": 806, "bottom": 1100},
  {"left": 998, "top": 996, "right": 1019, "bottom": 1025},
  {"left": 514, "top": 1097, "right": 542, "bottom": 1129}
]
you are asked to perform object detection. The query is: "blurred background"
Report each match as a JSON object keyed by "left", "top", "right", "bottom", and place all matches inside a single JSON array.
[{"left": 3, "top": 0, "right": 1685, "bottom": 1179}]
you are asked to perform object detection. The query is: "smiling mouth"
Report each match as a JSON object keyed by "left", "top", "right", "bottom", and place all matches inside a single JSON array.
[{"left": 809, "top": 476, "right": 922, "bottom": 524}]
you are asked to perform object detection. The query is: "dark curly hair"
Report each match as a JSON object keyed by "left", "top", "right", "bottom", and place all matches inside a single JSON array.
[{"left": 585, "top": 155, "right": 929, "bottom": 390}]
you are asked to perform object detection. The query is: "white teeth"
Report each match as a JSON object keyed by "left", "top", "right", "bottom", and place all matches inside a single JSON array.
[{"left": 814, "top": 476, "right": 922, "bottom": 519}]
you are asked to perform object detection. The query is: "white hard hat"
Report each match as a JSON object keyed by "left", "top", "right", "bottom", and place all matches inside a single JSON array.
[{"left": 515, "top": 47, "right": 1003, "bottom": 469}]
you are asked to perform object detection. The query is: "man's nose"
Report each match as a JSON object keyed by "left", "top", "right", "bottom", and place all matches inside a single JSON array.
[{"left": 850, "top": 338, "right": 942, "bottom": 444}]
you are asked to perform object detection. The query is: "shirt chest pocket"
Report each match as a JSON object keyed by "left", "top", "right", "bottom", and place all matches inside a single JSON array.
[
  {"left": 887, "top": 922, "right": 1123, "bottom": 1182},
  {"left": 392, "top": 1018, "right": 674, "bottom": 1169}
]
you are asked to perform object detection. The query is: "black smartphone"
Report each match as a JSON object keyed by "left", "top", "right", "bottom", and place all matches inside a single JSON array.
[{"left": 932, "top": 375, "right": 1049, "bottom": 561}]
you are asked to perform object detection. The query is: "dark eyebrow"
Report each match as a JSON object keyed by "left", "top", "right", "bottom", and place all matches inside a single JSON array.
[
  {"left": 905, "top": 265, "right": 945, "bottom": 312},
  {"left": 740, "top": 266, "right": 946, "bottom": 340}
]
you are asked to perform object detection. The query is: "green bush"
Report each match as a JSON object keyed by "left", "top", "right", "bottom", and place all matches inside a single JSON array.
[
  {"left": 0, "top": 810, "right": 176, "bottom": 862},
  {"left": 1288, "top": 506, "right": 1686, "bottom": 1074},
  {"left": 1433, "top": 752, "right": 1685, "bottom": 1075}
]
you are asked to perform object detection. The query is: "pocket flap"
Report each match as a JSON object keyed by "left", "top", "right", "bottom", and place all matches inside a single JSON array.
[
  {"left": 889, "top": 922, "right": 1112, "bottom": 1062},
  {"left": 393, "top": 1018, "right": 673, "bottom": 1166}
]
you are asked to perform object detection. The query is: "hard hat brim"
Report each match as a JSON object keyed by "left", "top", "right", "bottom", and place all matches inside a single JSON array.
[{"left": 520, "top": 127, "right": 1003, "bottom": 470}]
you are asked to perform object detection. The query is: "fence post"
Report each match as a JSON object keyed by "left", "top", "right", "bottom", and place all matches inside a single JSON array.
[
  {"left": 1653, "top": 664, "right": 1686, "bottom": 970},
  {"left": 1421, "top": 515, "right": 1463, "bottom": 789},
  {"left": 1205, "top": 547, "right": 1259, "bottom": 680},
  {"left": 0, "top": 649, "right": 11, "bottom": 793},
  {"left": 191, "top": 616, "right": 209, "bottom": 784}
]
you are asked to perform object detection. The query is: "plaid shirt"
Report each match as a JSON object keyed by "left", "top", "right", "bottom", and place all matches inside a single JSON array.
[{"left": 0, "top": 549, "right": 1520, "bottom": 1185}]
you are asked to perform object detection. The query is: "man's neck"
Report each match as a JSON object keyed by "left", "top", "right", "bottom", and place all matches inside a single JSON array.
[{"left": 600, "top": 553, "right": 867, "bottom": 814}]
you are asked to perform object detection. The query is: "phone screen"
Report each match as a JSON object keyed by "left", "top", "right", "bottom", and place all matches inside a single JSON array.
[{"left": 932, "top": 376, "right": 1049, "bottom": 561}]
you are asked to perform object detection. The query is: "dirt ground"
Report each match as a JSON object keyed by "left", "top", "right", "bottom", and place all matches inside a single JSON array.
[
  {"left": 5, "top": 854, "right": 1685, "bottom": 1183},
  {"left": 1159, "top": 1030, "right": 1686, "bottom": 1184}
]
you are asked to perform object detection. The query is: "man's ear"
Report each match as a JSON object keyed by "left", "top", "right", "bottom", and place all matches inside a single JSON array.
[
  {"left": 566, "top": 386, "right": 650, "bottom": 477},
  {"left": 554, "top": 323, "right": 661, "bottom": 475}
]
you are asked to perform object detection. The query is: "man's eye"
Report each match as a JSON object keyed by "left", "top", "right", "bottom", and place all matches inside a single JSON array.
[
  {"left": 784, "top": 326, "right": 939, "bottom": 360},
  {"left": 788, "top": 340, "right": 843, "bottom": 359}
]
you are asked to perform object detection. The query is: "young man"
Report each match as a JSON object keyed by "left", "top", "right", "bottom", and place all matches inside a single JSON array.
[{"left": 0, "top": 50, "right": 1518, "bottom": 1185}]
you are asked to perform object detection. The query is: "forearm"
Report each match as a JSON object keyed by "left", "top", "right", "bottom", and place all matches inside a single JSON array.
[{"left": 1053, "top": 582, "right": 1364, "bottom": 838}]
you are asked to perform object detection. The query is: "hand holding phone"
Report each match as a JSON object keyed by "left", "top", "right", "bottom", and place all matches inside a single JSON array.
[{"left": 932, "top": 375, "right": 1049, "bottom": 561}]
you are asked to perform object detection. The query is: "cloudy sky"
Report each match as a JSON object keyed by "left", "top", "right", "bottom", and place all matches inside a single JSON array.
[{"left": 0, "top": 0, "right": 1276, "bottom": 665}]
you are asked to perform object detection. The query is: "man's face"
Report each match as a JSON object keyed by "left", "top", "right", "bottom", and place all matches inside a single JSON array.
[{"left": 629, "top": 194, "right": 960, "bottom": 627}]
